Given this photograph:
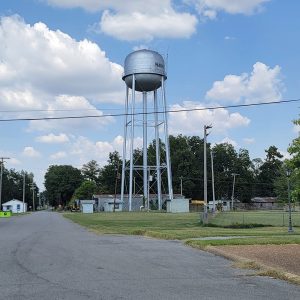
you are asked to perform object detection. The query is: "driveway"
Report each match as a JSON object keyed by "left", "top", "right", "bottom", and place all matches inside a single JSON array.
[{"left": 0, "top": 212, "right": 299, "bottom": 300}]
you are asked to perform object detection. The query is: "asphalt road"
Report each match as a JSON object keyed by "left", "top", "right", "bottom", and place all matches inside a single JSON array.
[{"left": 0, "top": 212, "right": 299, "bottom": 300}]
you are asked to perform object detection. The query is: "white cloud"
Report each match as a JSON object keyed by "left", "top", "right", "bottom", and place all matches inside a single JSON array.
[
  {"left": 293, "top": 124, "right": 300, "bottom": 135},
  {"left": 28, "top": 95, "right": 114, "bottom": 132},
  {"left": 46, "top": 1, "right": 197, "bottom": 41},
  {"left": 206, "top": 62, "right": 282, "bottom": 104},
  {"left": 100, "top": 10, "right": 197, "bottom": 41},
  {"left": 0, "top": 15, "right": 123, "bottom": 109},
  {"left": 50, "top": 151, "right": 67, "bottom": 160},
  {"left": 22, "top": 147, "right": 41, "bottom": 158},
  {"left": 168, "top": 101, "right": 250, "bottom": 135},
  {"left": 219, "top": 137, "right": 238, "bottom": 147},
  {"left": 36, "top": 133, "right": 70, "bottom": 144},
  {"left": 243, "top": 137, "right": 255, "bottom": 144},
  {"left": 191, "top": 0, "right": 270, "bottom": 19}
]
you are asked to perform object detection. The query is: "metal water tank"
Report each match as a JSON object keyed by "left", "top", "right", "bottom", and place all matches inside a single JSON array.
[{"left": 122, "top": 49, "right": 167, "bottom": 92}]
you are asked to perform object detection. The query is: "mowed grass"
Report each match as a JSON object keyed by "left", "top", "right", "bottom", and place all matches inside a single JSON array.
[
  {"left": 63, "top": 211, "right": 300, "bottom": 241},
  {"left": 208, "top": 210, "right": 300, "bottom": 227}
]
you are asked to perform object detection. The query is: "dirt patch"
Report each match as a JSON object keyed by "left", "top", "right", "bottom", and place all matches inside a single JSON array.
[{"left": 211, "top": 244, "right": 300, "bottom": 276}]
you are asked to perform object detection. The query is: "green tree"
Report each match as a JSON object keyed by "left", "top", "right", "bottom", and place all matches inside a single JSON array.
[
  {"left": 73, "top": 181, "right": 97, "bottom": 200},
  {"left": 44, "top": 165, "right": 83, "bottom": 207},
  {"left": 99, "top": 151, "right": 122, "bottom": 194},
  {"left": 256, "top": 146, "right": 283, "bottom": 197},
  {"left": 81, "top": 160, "right": 100, "bottom": 183}
]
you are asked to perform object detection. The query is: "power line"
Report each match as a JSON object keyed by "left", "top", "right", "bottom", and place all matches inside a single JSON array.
[{"left": 0, "top": 98, "right": 299, "bottom": 122}]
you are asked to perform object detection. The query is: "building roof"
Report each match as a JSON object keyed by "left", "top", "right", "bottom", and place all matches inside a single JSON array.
[
  {"left": 2, "top": 199, "right": 23, "bottom": 205},
  {"left": 251, "top": 197, "right": 277, "bottom": 203}
]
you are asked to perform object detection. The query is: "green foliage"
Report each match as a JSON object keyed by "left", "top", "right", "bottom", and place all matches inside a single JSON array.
[
  {"left": 73, "top": 180, "right": 97, "bottom": 200},
  {"left": 1, "top": 168, "right": 37, "bottom": 209},
  {"left": 81, "top": 160, "right": 100, "bottom": 183},
  {"left": 44, "top": 165, "right": 83, "bottom": 207}
]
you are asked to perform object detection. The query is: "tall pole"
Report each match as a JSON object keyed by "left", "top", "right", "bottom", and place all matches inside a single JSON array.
[
  {"left": 161, "top": 77, "right": 173, "bottom": 201},
  {"left": 287, "top": 170, "right": 293, "bottom": 233},
  {"left": 0, "top": 157, "right": 10, "bottom": 211},
  {"left": 22, "top": 172, "right": 25, "bottom": 213},
  {"left": 180, "top": 176, "right": 183, "bottom": 197},
  {"left": 128, "top": 74, "right": 136, "bottom": 211},
  {"left": 121, "top": 87, "right": 129, "bottom": 205},
  {"left": 211, "top": 151, "right": 216, "bottom": 212},
  {"left": 203, "top": 125, "right": 211, "bottom": 220},
  {"left": 154, "top": 89, "right": 162, "bottom": 210},
  {"left": 231, "top": 173, "right": 239, "bottom": 211},
  {"left": 143, "top": 91, "right": 148, "bottom": 208}
]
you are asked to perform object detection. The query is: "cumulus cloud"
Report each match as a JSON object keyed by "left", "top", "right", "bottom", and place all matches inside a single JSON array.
[
  {"left": 50, "top": 151, "right": 67, "bottom": 160},
  {"left": 46, "top": 0, "right": 197, "bottom": 41},
  {"left": 100, "top": 10, "right": 197, "bottom": 41},
  {"left": 0, "top": 15, "right": 123, "bottom": 109},
  {"left": 28, "top": 95, "right": 114, "bottom": 132},
  {"left": 168, "top": 101, "right": 250, "bottom": 135},
  {"left": 22, "top": 147, "right": 41, "bottom": 158},
  {"left": 191, "top": 0, "right": 270, "bottom": 19},
  {"left": 219, "top": 137, "right": 238, "bottom": 147},
  {"left": 206, "top": 62, "right": 282, "bottom": 104},
  {"left": 36, "top": 133, "right": 70, "bottom": 144}
]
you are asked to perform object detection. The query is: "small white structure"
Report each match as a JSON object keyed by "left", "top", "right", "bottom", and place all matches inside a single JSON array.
[
  {"left": 2, "top": 199, "right": 27, "bottom": 213},
  {"left": 167, "top": 198, "right": 189, "bottom": 213},
  {"left": 80, "top": 200, "right": 95, "bottom": 213},
  {"left": 104, "top": 199, "right": 123, "bottom": 212}
]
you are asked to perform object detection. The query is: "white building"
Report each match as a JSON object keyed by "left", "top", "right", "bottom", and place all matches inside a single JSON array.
[
  {"left": 80, "top": 200, "right": 95, "bottom": 213},
  {"left": 2, "top": 199, "right": 27, "bottom": 213}
]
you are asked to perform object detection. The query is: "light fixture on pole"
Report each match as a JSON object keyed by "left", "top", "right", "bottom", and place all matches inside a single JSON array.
[
  {"left": 0, "top": 157, "right": 10, "bottom": 211},
  {"left": 204, "top": 125, "right": 212, "bottom": 221},
  {"left": 231, "top": 173, "right": 239, "bottom": 211},
  {"left": 211, "top": 151, "right": 216, "bottom": 213},
  {"left": 286, "top": 168, "right": 293, "bottom": 233}
]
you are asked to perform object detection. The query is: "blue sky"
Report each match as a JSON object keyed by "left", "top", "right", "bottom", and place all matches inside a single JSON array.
[{"left": 0, "top": 0, "right": 299, "bottom": 190}]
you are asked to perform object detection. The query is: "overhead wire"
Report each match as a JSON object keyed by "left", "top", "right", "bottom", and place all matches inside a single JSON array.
[{"left": 0, "top": 98, "right": 298, "bottom": 122}]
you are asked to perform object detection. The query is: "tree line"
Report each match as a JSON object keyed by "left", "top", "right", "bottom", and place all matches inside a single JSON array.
[
  {"left": 0, "top": 169, "right": 39, "bottom": 209},
  {"left": 44, "top": 134, "right": 289, "bottom": 208}
]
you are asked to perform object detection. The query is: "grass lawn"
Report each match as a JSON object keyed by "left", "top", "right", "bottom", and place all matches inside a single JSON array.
[
  {"left": 208, "top": 211, "right": 300, "bottom": 227},
  {"left": 64, "top": 211, "right": 300, "bottom": 241}
]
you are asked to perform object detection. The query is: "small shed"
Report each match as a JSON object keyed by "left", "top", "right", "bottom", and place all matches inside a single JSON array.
[
  {"left": 80, "top": 200, "right": 95, "bottom": 213},
  {"left": 167, "top": 198, "right": 189, "bottom": 213},
  {"left": 104, "top": 199, "right": 123, "bottom": 212},
  {"left": 2, "top": 199, "right": 27, "bottom": 213},
  {"left": 251, "top": 197, "right": 278, "bottom": 209}
]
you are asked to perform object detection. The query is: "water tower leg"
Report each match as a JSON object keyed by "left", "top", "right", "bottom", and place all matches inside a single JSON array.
[
  {"left": 121, "top": 87, "right": 129, "bottom": 205},
  {"left": 128, "top": 75, "right": 136, "bottom": 211},
  {"left": 161, "top": 77, "right": 174, "bottom": 201},
  {"left": 143, "top": 92, "right": 148, "bottom": 209},
  {"left": 154, "top": 90, "right": 162, "bottom": 210}
]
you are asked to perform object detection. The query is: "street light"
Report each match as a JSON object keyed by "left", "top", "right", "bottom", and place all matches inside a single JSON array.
[
  {"left": 231, "top": 173, "right": 239, "bottom": 211},
  {"left": 203, "top": 125, "right": 212, "bottom": 222},
  {"left": 286, "top": 168, "right": 293, "bottom": 233}
]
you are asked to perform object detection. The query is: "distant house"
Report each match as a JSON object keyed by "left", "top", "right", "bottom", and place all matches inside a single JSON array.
[
  {"left": 251, "top": 197, "right": 278, "bottom": 209},
  {"left": 2, "top": 199, "right": 27, "bottom": 213}
]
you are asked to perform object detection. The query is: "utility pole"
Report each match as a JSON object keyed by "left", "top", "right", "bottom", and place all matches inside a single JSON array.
[
  {"left": 204, "top": 125, "right": 212, "bottom": 221},
  {"left": 211, "top": 151, "right": 216, "bottom": 213},
  {"left": 22, "top": 172, "right": 26, "bottom": 213},
  {"left": 180, "top": 176, "right": 183, "bottom": 197},
  {"left": 231, "top": 173, "right": 239, "bottom": 211},
  {"left": 286, "top": 169, "right": 293, "bottom": 233},
  {"left": 30, "top": 181, "right": 36, "bottom": 211},
  {"left": 0, "top": 157, "right": 10, "bottom": 211}
]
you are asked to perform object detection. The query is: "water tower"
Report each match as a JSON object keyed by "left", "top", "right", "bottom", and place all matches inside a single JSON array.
[{"left": 120, "top": 49, "right": 173, "bottom": 211}]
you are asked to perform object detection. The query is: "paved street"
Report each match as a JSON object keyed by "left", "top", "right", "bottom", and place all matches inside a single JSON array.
[{"left": 0, "top": 212, "right": 299, "bottom": 300}]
